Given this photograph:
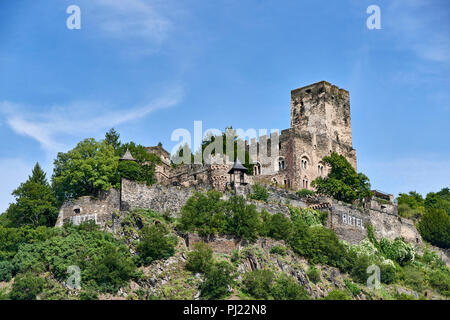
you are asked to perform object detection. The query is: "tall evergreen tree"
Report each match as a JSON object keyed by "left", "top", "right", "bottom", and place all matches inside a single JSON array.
[
  {"left": 104, "top": 128, "right": 121, "bottom": 152},
  {"left": 5, "top": 163, "right": 58, "bottom": 227}
]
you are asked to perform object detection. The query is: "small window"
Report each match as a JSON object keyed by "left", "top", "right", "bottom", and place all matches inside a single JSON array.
[
  {"left": 278, "top": 158, "right": 285, "bottom": 171},
  {"left": 301, "top": 158, "right": 308, "bottom": 170},
  {"left": 74, "top": 208, "right": 81, "bottom": 214},
  {"left": 254, "top": 163, "right": 261, "bottom": 176},
  {"left": 193, "top": 174, "right": 197, "bottom": 181}
]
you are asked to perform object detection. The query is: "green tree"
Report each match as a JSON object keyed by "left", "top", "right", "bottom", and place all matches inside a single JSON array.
[
  {"left": 117, "top": 142, "right": 161, "bottom": 185},
  {"left": 311, "top": 152, "right": 372, "bottom": 203},
  {"left": 5, "top": 163, "right": 58, "bottom": 227},
  {"left": 224, "top": 196, "right": 261, "bottom": 242},
  {"left": 104, "top": 128, "right": 121, "bottom": 151},
  {"left": 417, "top": 208, "right": 450, "bottom": 249},
  {"left": 249, "top": 184, "right": 269, "bottom": 202},
  {"left": 200, "top": 261, "right": 235, "bottom": 299},
  {"left": 52, "top": 138, "right": 119, "bottom": 203},
  {"left": 180, "top": 191, "right": 227, "bottom": 236},
  {"left": 242, "top": 269, "right": 275, "bottom": 299},
  {"left": 272, "top": 274, "right": 310, "bottom": 300},
  {"left": 136, "top": 224, "right": 177, "bottom": 265},
  {"left": 397, "top": 191, "right": 425, "bottom": 219},
  {"left": 185, "top": 242, "right": 214, "bottom": 274},
  {"left": 9, "top": 272, "right": 45, "bottom": 300},
  {"left": 425, "top": 187, "right": 450, "bottom": 215},
  {"left": 267, "top": 213, "right": 293, "bottom": 241}
]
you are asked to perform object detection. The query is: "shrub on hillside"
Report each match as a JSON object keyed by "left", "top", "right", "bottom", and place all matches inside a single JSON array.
[
  {"left": 324, "top": 289, "right": 351, "bottom": 300},
  {"left": 271, "top": 274, "right": 310, "bottom": 300},
  {"left": 136, "top": 224, "right": 177, "bottom": 265},
  {"left": 9, "top": 272, "right": 45, "bottom": 300},
  {"left": 179, "top": 191, "right": 227, "bottom": 236},
  {"left": 428, "top": 268, "right": 450, "bottom": 296},
  {"left": 306, "top": 265, "right": 321, "bottom": 284},
  {"left": 400, "top": 265, "right": 425, "bottom": 292},
  {"left": 225, "top": 196, "right": 261, "bottom": 242},
  {"left": 296, "top": 189, "right": 315, "bottom": 198},
  {"left": 85, "top": 244, "right": 137, "bottom": 293},
  {"left": 270, "top": 245, "right": 287, "bottom": 256},
  {"left": 267, "top": 213, "right": 293, "bottom": 240},
  {"left": 249, "top": 184, "right": 269, "bottom": 202},
  {"left": 417, "top": 208, "right": 450, "bottom": 249},
  {"left": 0, "top": 260, "right": 13, "bottom": 282},
  {"left": 242, "top": 269, "right": 275, "bottom": 299},
  {"left": 185, "top": 242, "right": 214, "bottom": 274},
  {"left": 380, "top": 238, "right": 415, "bottom": 265},
  {"left": 200, "top": 261, "right": 235, "bottom": 300},
  {"left": 289, "top": 224, "right": 346, "bottom": 268}
]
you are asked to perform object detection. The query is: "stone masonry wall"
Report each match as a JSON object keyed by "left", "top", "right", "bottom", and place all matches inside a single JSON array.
[
  {"left": 56, "top": 179, "right": 422, "bottom": 248},
  {"left": 55, "top": 188, "right": 120, "bottom": 227},
  {"left": 120, "top": 178, "right": 193, "bottom": 216}
]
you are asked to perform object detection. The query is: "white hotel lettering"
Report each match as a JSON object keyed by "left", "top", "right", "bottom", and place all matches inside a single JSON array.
[{"left": 342, "top": 213, "right": 364, "bottom": 229}]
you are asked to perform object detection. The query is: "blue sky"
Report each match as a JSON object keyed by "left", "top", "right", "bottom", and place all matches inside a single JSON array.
[{"left": 0, "top": 0, "right": 449, "bottom": 213}]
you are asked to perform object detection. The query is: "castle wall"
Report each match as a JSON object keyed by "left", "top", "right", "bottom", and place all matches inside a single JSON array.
[
  {"left": 55, "top": 188, "right": 120, "bottom": 227},
  {"left": 120, "top": 178, "right": 193, "bottom": 215}
]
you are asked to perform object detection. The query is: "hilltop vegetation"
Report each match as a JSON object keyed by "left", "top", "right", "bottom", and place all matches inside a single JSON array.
[{"left": 0, "top": 131, "right": 449, "bottom": 300}]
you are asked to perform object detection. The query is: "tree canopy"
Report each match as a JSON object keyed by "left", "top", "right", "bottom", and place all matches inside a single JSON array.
[
  {"left": 311, "top": 152, "right": 372, "bottom": 203},
  {"left": 4, "top": 163, "right": 58, "bottom": 228},
  {"left": 52, "top": 138, "right": 120, "bottom": 203}
]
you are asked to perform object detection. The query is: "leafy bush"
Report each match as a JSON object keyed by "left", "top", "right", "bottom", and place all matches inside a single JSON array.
[
  {"left": 380, "top": 238, "right": 415, "bottom": 265},
  {"left": 380, "top": 262, "right": 397, "bottom": 284},
  {"left": 242, "top": 269, "right": 275, "bottom": 299},
  {"left": 136, "top": 224, "right": 177, "bottom": 265},
  {"left": 267, "top": 213, "right": 293, "bottom": 240},
  {"left": 9, "top": 272, "right": 45, "bottom": 300},
  {"left": 428, "top": 268, "right": 450, "bottom": 296},
  {"left": 324, "top": 289, "right": 351, "bottom": 300},
  {"left": 397, "top": 191, "right": 425, "bottom": 219},
  {"left": 85, "top": 244, "right": 137, "bottom": 293},
  {"left": 12, "top": 242, "right": 45, "bottom": 274},
  {"left": 350, "top": 254, "right": 371, "bottom": 284},
  {"left": 271, "top": 274, "right": 310, "bottom": 300},
  {"left": 200, "top": 261, "right": 235, "bottom": 299},
  {"left": 249, "top": 184, "right": 269, "bottom": 202},
  {"left": 344, "top": 279, "right": 361, "bottom": 297},
  {"left": 289, "top": 224, "right": 347, "bottom": 268},
  {"left": 400, "top": 265, "right": 425, "bottom": 291},
  {"left": 180, "top": 191, "right": 226, "bottom": 236},
  {"left": 224, "top": 196, "right": 261, "bottom": 242},
  {"left": 0, "top": 260, "right": 13, "bottom": 282},
  {"left": 306, "top": 265, "right": 321, "bottom": 284},
  {"left": 270, "top": 245, "right": 287, "bottom": 256},
  {"left": 296, "top": 189, "right": 315, "bottom": 198},
  {"left": 311, "top": 152, "right": 372, "bottom": 203},
  {"left": 289, "top": 207, "right": 326, "bottom": 227},
  {"left": 185, "top": 242, "right": 214, "bottom": 274},
  {"left": 417, "top": 208, "right": 450, "bottom": 249}
]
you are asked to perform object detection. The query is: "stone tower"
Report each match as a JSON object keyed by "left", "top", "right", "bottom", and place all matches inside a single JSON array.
[{"left": 279, "top": 81, "right": 357, "bottom": 190}]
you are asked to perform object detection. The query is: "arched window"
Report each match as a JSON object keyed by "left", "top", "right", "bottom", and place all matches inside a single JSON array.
[
  {"left": 275, "top": 157, "right": 285, "bottom": 171},
  {"left": 317, "top": 164, "right": 324, "bottom": 176},
  {"left": 302, "top": 177, "right": 309, "bottom": 189},
  {"left": 301, "top": 157, "right": 309, "bottom": 170},
  {"left": 254, "top": 162, "right": 262, "bottom": 176}
]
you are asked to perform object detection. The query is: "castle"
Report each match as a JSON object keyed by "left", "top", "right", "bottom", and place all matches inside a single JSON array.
[
  {"left": 57, "top": 81, "right": 425, "bottom": 247},
  {"left": 143, "top": 81, "right": 358, "bottom": 191}
]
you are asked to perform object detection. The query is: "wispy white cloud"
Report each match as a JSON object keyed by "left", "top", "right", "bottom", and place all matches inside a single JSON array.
[
  {"left": 385, "top": 0, "right": 450, "bottom": 65},
  {"left": 0, "top": 87, "right": 183, "bottom": 153},
  {"left": 85, "top": 0, "right": 172, "bottom": 43}
]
